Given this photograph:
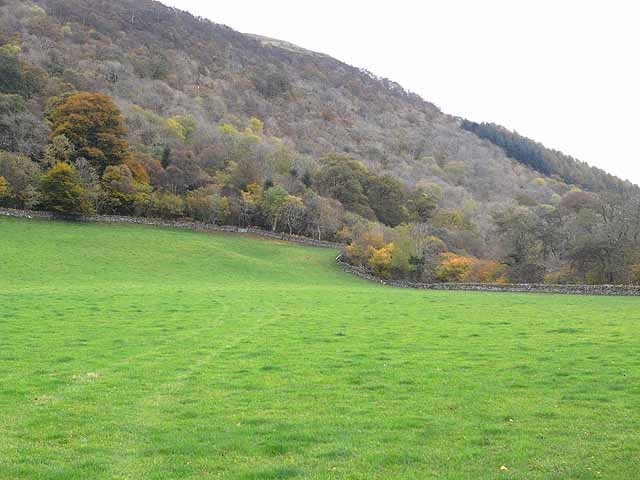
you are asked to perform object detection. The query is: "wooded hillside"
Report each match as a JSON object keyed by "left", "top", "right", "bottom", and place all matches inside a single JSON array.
[{"left": 1, "top": 0, "right": 638, "bottom": 284}]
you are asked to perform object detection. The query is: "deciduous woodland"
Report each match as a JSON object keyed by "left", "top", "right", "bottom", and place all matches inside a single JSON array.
[{"left": 1, "top": 0, "right": 639, "bottom": 284}]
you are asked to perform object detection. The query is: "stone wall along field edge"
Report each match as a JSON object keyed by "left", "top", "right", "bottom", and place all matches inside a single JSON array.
[{"left": 4, "top": 207, "right": 640, "bottom": 296}]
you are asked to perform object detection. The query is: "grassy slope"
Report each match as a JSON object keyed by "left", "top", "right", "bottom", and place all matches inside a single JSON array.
[{"left": 0, "top": 217, "right": 639, "bottom": 479}]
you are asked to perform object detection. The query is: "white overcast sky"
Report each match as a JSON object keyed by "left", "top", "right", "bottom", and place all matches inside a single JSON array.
[{"left": 163, "top": 0, "right": 640, "bottom": 185}]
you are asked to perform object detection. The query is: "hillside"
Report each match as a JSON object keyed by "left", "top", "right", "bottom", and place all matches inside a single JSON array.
[
  {"left": 0, "top": 0, "right": 639, "bottom": 284},
  {"left": 2, "top": 216, "right": 640, "bottom": 478},
  {"left": 460, "top": 120, "right": 631, "bottom": 193},
  {"left": 3, "top": 0, "right": 634, "bottom": 202}
]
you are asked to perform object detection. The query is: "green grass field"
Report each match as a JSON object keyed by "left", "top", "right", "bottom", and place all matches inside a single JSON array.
[{"left": 1, "top": 217, "right": 639, "bottom": 479}]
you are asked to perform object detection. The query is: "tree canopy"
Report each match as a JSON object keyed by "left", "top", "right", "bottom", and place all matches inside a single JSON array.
[
  {"left": 49, "top": 92, "right": 130, "bottom": 174},
  {"left": 40, "top": 162, "right": 90, "bottom": 215}
]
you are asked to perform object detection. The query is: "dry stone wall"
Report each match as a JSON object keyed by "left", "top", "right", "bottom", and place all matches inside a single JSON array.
[
  {"left": 4, "top": 207, "right": 640, "bottom": 296},
  {"left": 0, "top": 208, "right": 343, "bottom": 249},
  {"left": 337, "top": 261, "right": 640, "bottom": 296}
]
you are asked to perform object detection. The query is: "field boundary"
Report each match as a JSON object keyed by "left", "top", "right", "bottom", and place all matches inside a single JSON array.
[
  {"left": 0, "top": 207, "right": 343, "bottom": 249},
  {"left": 4, "top": 207, "right": 640, "bottom": 296},
  {"left": 337, "top": 260, "right": 640, "bottom": 296}
]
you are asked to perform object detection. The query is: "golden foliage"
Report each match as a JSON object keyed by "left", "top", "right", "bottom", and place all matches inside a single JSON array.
[
  {"left": 435, "top": 252, "right": 475, "bottom": 283},
  {"left": 124, "top": 156, "right": 150, "bottom": 185},
  {"left": 0, "top": 176, "right": 11, "bottom": 200},
  {"left": 49, "top": 92, "right": 130, "bottom": 173},
  {"left": 167, "top": 115, "right": 197, "bottom": 141},
  {"left": 40, "top": 162, "right": 91, "bottom": 214},
  {"left": 465, "top": 259, "right": 506, "bottom": 283},
  {"left": 367, "top": 243, "right": 395, "bottom": 279}
]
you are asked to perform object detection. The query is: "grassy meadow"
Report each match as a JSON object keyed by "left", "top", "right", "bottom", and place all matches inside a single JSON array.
[{"left": 1, "top": 217, "right": 639, "bottom": 479}]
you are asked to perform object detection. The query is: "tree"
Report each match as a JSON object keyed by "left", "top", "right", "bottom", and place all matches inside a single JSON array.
[
  {"left": 365, "top": 174, "right": 407, "bottom": 226},
  {"left": 74, "top": 157, "right": 102, "bottom": 211},
  {"left": 101, "top": 164, "right": 150, "bottom": 215},
  {"left": 0, "top": 151, "right": 41, "bottom": 208},
  {"left": 391, "top": 224, "right": 447, "bottom": 281},
  {"left": 162, "top": 150, "right": 209, "bottom": 194},
  {"left": 279, "top": 195, "right": 306, "bottom": 234},
  {"left": 0, "top": 176, "right": 11, "bottom": 205},
  {"left": 263, "top": 186, "right": 288, "bottom": 231},
  {"left": 344, "top": 230, "right": 387, "bottom": 265},
  {"left": 465, "top": 260, "right": 507, "bottom": 283},
  {"left": 40, "top": 163, "right": 91, "bottom": 215},
  {"left": 461, "top": 120, "right": 552, "bottom": 176},
  {"left": 436, "top": 253, "right": 475, "bottom": 283},
  {"left": 49, "top": 92, "right": 130, "bottom": 174},
  {"left": 563, "top": 193, "right": 640, "bottom": 284},
  {"left": 167, "top": 115, "right": 197, "bottom": 142},
  {"left": 407, "top": 185, "right": 440, "bottom": 222},
  {"left": 368, "top": 243, "right": 395, "bottom": 278},
  {"left": 0, "top": 50, "right": 21, "bottom": 95},
  {"left": 315, "top": 155, "right": 372, "bottom": 218},
  {"left": 184, "top": 187, "right": 224, "bottom": 224},
  {"left": 246, "top": 117, "right": 264, "bottom": 136},
  {"left": 161, "top": 146, "right": 172, "bottom": 168},
  {"left": 239, "top": 183, "right": 264, "bottom": 227},
  {"left": 304, "top": 193, "right": 344, "bottom": 240},
  {"left": 44, "top": 135, "right": 76, "bottom": 167},
  {"left": 0, "top": 48, "right": 45, "bottom": 98},
  {"left": 146, "top": 192, "right": 185, "bottom": 219},
  {"left": 492, "top": 206, "right": 545, "bottom": 283},
  {"left": 418, "top": 236, "right": 449, "bottom": 282},
  {"left": 255, "top": 69, "right": 291, "bottom": 98},
  {"left": 0, "top": 94, "right": 48, "bottom": 157}
]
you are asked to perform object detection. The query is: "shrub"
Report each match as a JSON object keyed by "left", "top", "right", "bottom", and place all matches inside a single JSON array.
[
  {"left": 40, "top": 162, "right": 91, "bottom": 215},
  {"left": 0, "top": 151, "right": 41, "bottom": 208},
  {"left": 146, "top": 192, "right": 185, "bottom": 220},
  {"left": 465, "top": 260, "right": 507, "bottom": 283},
  {"left": 544, "top": 267, "right": 578, "bottom": 285},
  {"left": 344, "top": 231, "right": 385, "bottom": 266},
  {"left": 436, "top": 252, "right": 475, "bottom": 283},
  {"left": 101, "top": 165, "right": 150, "bottom": 215},
  {"left": 183, "top": 187, "right": 232, "bottom": 225},
  {"left": 368, "top": 243, "right": 395, "bottom": 279}
]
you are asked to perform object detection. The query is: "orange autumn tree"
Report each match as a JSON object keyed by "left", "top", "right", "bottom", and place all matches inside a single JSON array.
[
  {"left": 49, "top": 92, "right": 130, "bottom": 174},
  {"left": 436, "top": 253, "right": 507, "bottom": 283},
  {"left": 465, "top": 259, "right": 508, "bottom": 284}
]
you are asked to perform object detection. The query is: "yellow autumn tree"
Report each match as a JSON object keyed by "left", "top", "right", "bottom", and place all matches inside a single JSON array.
[
  {"left": 435, "top": 252, "right": 475, "bottom": 283},
  {"left": 246, "top": 117, "right": 264, "bottom": 136},
  {"left": 0, "top": 176, "right": 11, "bottom": 204},
  {"left": 344, "top": 231, "right": 385, "bottom": 266},
  {"left": 368, "top": 243, "right": 395, "bottom": 279},
  {"left": 167, "top": 115, "right": 197, "bottom": 141},
  {"left": 40, "top": 162, "right": 91, "bottom": 215}
]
